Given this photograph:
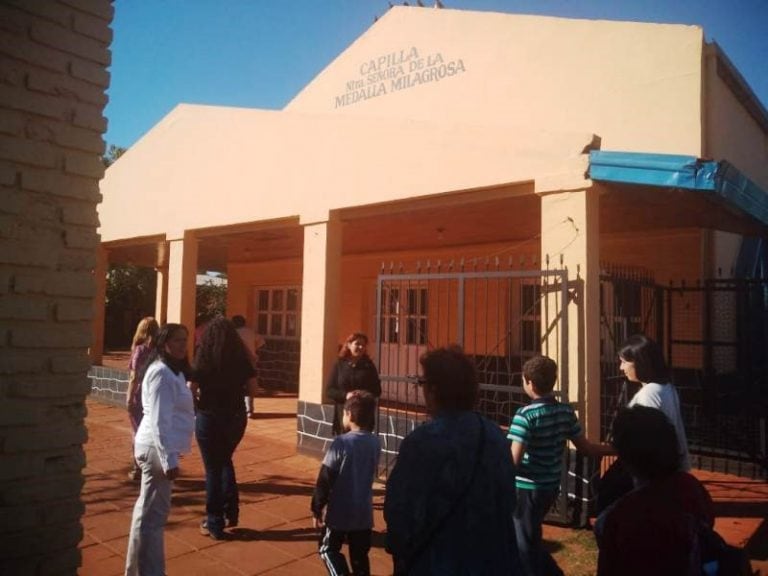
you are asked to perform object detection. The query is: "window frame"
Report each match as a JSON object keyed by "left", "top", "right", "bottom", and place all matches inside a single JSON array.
[{"left": 253, "top": 285, "right": 301, "bottom": 340}]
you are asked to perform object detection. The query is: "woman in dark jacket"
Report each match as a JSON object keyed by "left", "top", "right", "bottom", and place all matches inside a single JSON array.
[
  {"left": 326, "top": 332, "right": 381, "bottom": 435},
  {"left": 190, "top": 317, "right": 257, "bottom": 540}
]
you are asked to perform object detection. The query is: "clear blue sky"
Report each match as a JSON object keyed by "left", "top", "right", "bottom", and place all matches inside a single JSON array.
[{"left": 105, "top": 0, "right": 768, "bottom": 149}]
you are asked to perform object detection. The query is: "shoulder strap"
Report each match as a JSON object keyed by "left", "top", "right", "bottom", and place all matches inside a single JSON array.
[{"left": 400, "top": 413, "right": 486, "bottom": 573}]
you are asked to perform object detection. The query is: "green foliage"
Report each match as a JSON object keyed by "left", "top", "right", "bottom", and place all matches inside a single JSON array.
[
  {"left": 103, "top": 264, "right": 228, "bottom": 347},
  {"left": 105, "top": 264, "right": 157, "bottom": 348},
  {"left": 196, "top": 278, "right": 228, "bottom": 320},
  {"left": 103, "top": 144, "right": 127, "bottom": 167}
]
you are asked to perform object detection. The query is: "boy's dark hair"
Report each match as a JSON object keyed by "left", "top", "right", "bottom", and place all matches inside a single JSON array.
[
  {"left": 612, "top": 405, "right": 680, "bottom": 480},
  {"left": 231, "top": 314, "right": 246, "bottom": 329},
  {"left": 419, "top": 345, "right": 478, "bottom": 412},
  {"left": 618, "top": 334, "right": 669, "bottom": 383},
  {"left": 522, "top": 356, "right": 558, "bottom": 394},
  {"left": 344, "top": 390, "right": 376, "bottom": 432}
]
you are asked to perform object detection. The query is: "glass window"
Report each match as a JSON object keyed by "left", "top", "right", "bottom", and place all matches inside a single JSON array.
[
  {"left": 272, "top": 290, "right": 284, "bottom": 311},
  {"left": 287, "top": 289, "right": 299, "bottom": 311},
  {"left": 286, "top": 314, "right": 297, "bottom": 337},
  {"left": 381, "top": 284, "right": 427, "bottom": 345},
  {"left": 270, "top": 315, "right": 283, "bottom": 336},
  {"left": 258, "top": 290, "right": 269, "bottom": 310},
  {"left": 254, "top": 286, "right": 301, "bottom": 339}
]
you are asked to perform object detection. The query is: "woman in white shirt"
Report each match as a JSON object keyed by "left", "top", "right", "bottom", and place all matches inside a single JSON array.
[
  {"left": 619, "top": 334, "right": 691, "bottom": 471},
  {"left": 597, "top": 334, "right": 691, "bottom": 514},
  {"left": 125, "top": 323, "right": 195, "bottom": 576}
]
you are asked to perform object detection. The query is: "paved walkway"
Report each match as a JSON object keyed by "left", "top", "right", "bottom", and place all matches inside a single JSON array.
[{"left": 79, "top": 396, "right": 767, "bottom": 575}]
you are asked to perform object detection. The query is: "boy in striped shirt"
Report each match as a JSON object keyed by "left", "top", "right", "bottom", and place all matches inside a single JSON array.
[{"left": 508, "top": 356, "right": 611, "bottom": 576}]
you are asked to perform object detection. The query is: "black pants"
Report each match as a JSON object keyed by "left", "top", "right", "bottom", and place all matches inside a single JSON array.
[{"left": 318, "top": 526, "right": 371, "bottom": 576}]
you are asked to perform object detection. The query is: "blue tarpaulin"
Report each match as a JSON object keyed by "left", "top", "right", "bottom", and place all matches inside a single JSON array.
[
  {"left": 589, "top": 150, "right": 768, "bottom": 227},
  {"left": 589, "top": 150, "right": 768, "bottom": 279}
]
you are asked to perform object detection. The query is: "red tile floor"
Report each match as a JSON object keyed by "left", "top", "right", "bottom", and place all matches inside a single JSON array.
[{"left": 79, "top": 395, "right": 767, "bottom": 575}]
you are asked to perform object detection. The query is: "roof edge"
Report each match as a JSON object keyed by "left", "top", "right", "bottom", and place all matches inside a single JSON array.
[{"left": 589, "top": 150, "right": 768, "bottom": 227}]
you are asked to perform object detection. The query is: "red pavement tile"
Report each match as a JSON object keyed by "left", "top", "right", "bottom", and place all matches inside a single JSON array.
[
  {"left": 259, "top": 558, "right": 329, "bottom": 576},
  {"left": 252, "top": 494, "right": 314, "bottom": 524},
  {"left": 104, "top": 530, "right": 198, "bottom": 561},
  {"left": 81, "top": 397, "right": 768, "bottom": 576},
  {"left": 164, "top": 550, "right": 249, "bottom": 576},
  {"left": 715, "top": 517, "right": 765, "bottom": 548},
  {"left": 79, "top": 532, "right": 98, "bottom": 548},
  {"left": 84, "top": 499, "right": 121, "bottom": 515},
  {"left": 79, "top": 544, "right": 125, "bottom": 576},
  {"left": 230, "top": 506, "right": 288, "bottom": 532},
  {"left": 165, "top": 517, "right": 232, "bottom": 552},
  {"left": 254, "top": 518, "right": 320, "bottom": 559},
  {"left": 201, "top": 538, "right": 297, "bottom": 575},
  {"left": 369, "top": 549, "right": 395, "bottom": 576},
  {"left": 82, "top": 509, "right": 133, "bottom": 543}
]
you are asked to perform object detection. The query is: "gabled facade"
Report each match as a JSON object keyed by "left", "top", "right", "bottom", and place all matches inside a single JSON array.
[{"left": 96, "top": 7, "right": 768, "bottom": 452}]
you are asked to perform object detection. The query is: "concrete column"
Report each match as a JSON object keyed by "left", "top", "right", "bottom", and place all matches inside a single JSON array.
[
  {"left": 166, "top": 232, "right": 198, "bottom": 355},
  {"left": 299, "top": 214, "right": 342, "bottom": 404},
  {"left": 154, "top": 266, "right": 168, "bottom": 325},
  {"left": 90, "top": 245, "right": 108, "bottom": 364},
  {"left": 154, "top": 240, "right": 169, "bottom": 324},
  {"left": 537, "top": 179, "right": 601, "bottom": 438}
]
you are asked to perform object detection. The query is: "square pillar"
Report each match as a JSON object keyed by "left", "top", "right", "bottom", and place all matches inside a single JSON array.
[
  {"left": 154, "top": 241, "right": 169, "bottom": 324},
  {"left": 299, "top": 215, "right": 342, "bottom": 405},
  {"left": 166, "top": 232, "right": 198, "bottom": 355},
  {"left": 154, "top": 266, "right": 168, "bottom": 325},
  {"left": 538, "top": 180, "right": 601, "bottom": 438},
  {"left": 89, "top": 245, "right": 108, "bottom": 364}
]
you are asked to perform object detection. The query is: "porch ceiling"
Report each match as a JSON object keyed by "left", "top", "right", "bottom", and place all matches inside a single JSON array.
[
  {"left": 106, "top": 182, "right": 760, "bottom": 273},
  {"left": 342, "top": 193, "right": 540, "bottom": 254},
  {"left": 600, "top": 182, "right": 766, "bottom": 236},
  {"left": 199, "top": 191, "right": 542, "bottom": 269},
  {"left": 104, "top": 189, "right": 541, "bottom": 273},
  {"left": 106, "top": 241, "right": 160, "bottom": 268},
  {"left": 591, "top": 151, "right": 768, "bottom": 235}
]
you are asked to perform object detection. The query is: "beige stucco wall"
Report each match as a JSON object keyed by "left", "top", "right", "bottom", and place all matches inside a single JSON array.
[
  {"left": 227, "top": 240, "right": 544, "bottom": 349},
  {"left": 227, "top": 259, "right": 304, "bottom": 321},
  {"left": 602, "top": 228, "right": 703, "bottom": 284},
  {"left": 704, "top": 48, "right": 768, "bottom": 191},
  {"left": 288, "top": 7, "right": 705, "bottom": 157},
  {"left": 98, "top": 104, "right": 594, "bottom": 243}
]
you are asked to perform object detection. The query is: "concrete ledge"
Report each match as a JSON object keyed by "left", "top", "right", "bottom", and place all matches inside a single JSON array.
[{"left": 296, "top": 400, "right": 335, "bottom": 456}]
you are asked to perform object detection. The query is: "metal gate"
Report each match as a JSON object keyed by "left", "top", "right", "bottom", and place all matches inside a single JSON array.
[
  {"left": 600, "top": 272, "right": 768, "bottom": 479},
  {"left": 373, "top": 261, "right": 588, "bottom": 525}
]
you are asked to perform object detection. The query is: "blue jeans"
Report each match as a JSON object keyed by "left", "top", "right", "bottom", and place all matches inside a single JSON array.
[
  {"left": 513, "top": 488, "right": 564, "bottom": 576},
  {"left": 195, "top": 410, "right": 247, "bottom": 534}
]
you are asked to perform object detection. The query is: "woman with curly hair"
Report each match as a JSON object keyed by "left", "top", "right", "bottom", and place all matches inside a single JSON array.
[
  {"left": 126, "top": 316, "right": 159, "bottom": 481},
  {"left": 190, "top": 316, "right": 257, "bottom": 540},
  {"left": 326, "top": 332, "right": 381, "bottom": 435}
]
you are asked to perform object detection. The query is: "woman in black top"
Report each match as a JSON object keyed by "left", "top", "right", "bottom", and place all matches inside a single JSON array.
[
  {"left": 326, "top": 332, "right": 381, "bottom": 435},
  {"left": 190, "top": 317, "right": 257, "bottom": 540}
]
